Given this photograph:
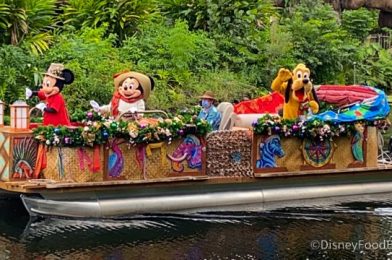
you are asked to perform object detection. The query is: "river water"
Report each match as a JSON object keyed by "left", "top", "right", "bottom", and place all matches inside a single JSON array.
[{"left": 2, "top": 194, "right": 392, "bottom": 259}]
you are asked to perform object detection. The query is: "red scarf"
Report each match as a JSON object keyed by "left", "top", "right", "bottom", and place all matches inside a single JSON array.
[{"left": 111, "top": 91, "right": 143, "bottom": 117}]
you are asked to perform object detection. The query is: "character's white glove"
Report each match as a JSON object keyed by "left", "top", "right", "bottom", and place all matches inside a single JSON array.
[
  {"left": 25, "top": 88, "right": 33, "bottom": 99},
  {"left": 90, "top": 100, "right": 100, "bottom": 112},
  {"left": 129, "top": 107, "right": 138, "bottom": 113},
  {"left": 35, "top": 103, "right": 46, "bottom": 111}
]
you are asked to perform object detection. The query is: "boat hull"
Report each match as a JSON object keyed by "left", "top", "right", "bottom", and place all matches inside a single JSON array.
[{"left": 21, "top": 169, "right": 392, "bottom": 218}]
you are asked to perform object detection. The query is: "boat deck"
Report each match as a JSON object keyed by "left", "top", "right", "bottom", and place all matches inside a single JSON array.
[{"left": 2, "top": 164, "right": 392, "bottom": 194}]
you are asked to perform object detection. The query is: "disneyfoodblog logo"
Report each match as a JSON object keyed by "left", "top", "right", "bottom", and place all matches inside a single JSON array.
[{"left": 311, "top": 240, "right": 392, "bottom": 252}]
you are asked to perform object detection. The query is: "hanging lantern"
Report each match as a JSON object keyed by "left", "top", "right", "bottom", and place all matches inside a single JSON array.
[
  {"left": 10, "top": 100, "right": 30, "bottom": 130},
  {"left": 0, "top": 100, "right": 4, "bottom": 127}
]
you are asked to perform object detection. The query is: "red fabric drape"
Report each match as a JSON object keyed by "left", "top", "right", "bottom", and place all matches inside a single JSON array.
[{"left": 234, "top": 92, "right": 284, "bottom": 114}]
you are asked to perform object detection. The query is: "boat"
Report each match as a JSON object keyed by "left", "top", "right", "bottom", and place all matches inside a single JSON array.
[{"left": 0, "top": 85, "right": 391, "bottom": 218}]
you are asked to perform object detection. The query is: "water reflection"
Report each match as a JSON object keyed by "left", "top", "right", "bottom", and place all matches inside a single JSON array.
[{"left": 2, "top": 194, "right": 392, "bottom": 259}]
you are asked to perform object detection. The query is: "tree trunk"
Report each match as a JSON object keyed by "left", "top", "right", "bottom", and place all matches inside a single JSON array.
[{"left": 379, "top": 11, "right": 392, "bottom": 28}]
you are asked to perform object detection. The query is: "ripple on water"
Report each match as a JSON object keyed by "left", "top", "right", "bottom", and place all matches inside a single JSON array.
[{"left": 3, "top": 193, "right": 392, "bottom": 258}]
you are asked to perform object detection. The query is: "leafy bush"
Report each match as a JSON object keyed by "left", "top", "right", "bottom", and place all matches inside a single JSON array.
[
  {"left": 0, "top": 45, "right": 36, "bottom": 105},
  {"left": 121, "top": 20, "right": 257, "bottom": 110},
  {"left": 35, "top": 27, "right": 131, "bottom": 113},
  {"left": 61, "top": 0, "right": 158, "bottom": 43},
  {"left": 342, "top": 8, "right": 378, "bottom": 41}
]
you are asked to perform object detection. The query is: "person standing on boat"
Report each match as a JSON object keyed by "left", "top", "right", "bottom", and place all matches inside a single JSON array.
[
  {"left": 197, "top": 91, "right": 221, "bottom": 131},
  {"left": 26, "top": 63, "right": 74, "bottom": 126},
  {"left": 90, "top": 70, "right": 154, "bottom": 120}
]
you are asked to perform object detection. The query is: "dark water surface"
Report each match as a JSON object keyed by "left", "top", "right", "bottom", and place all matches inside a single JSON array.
[{"left": 2, "top": 194, "right": 392, "bottom": 259}]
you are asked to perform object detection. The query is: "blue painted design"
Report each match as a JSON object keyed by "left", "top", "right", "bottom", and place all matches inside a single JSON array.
[
  {"left": 230, "top": 151, "right": 242, "bottom": 164},
  {"left": 108, "top": 153, "right": 118, "bottom": 170},
  {"left": 351, "top": 125, "right": 364, "bottom": 163},
  {"left": 256, "top": 135, "right": 285, "bottom": 168},
  {"left": 108, "top": 141, "right": 124, "bottom": 177}
]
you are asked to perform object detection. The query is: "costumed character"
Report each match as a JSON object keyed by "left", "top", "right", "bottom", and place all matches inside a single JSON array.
[
  {"left": 271, "top": 63, "right": 319, "bottom": 120},
  {"left": 26, "top": 63, "right": 74, "bottom": 126},
  {"left": 90, "top": 71, "right": 154, "bottom": 119},
  {"left": 197, "top": 91, "right": 221, "bottom": 131}
]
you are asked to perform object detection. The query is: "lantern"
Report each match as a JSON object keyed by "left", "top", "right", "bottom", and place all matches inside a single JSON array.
[
  {"left": 10, "top": 100, "right": 30, "bottom": 130},
  {"left": 0, "top": 100, "right": 4, "bottom": 127}
]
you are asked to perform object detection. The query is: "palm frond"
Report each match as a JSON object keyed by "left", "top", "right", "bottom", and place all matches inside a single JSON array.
[{"left": 23, "top": 32, "right": 53, "bottom": 55}]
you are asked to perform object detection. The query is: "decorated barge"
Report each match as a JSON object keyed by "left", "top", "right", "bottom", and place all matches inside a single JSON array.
[
  {"left": 0, "top": 62, "right": 391, "bottom": 218},
  {"left": 0, "top": 83, "right": 388, "bottom": 218}
]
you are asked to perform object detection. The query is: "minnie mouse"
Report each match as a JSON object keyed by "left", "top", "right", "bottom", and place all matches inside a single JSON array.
[
  {"left": 26, "top": 63, "right": 74, "bottom": 126},
  {"left": 90, "top": 70, "right": 154, "bottom": 119}
]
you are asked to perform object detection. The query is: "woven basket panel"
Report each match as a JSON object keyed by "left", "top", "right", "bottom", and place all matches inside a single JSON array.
[
  {"left": 333, "top": 136, "right": 354, "bottom": 169},
  {"left": 145, "top": 141, "right": 174, "bottom": 179},
  {"left": 275, "top": 138, "right": 302, "bottom": 171},
  {"left": 66, "top": 147, "right": 104, "bottom": 182},
  {"left": 366, "top": 126, "right": 377, "bottom": 167},
  {"left": 42, "top": 147, "right": 61, "bottom": 181},
  {"left": 43, "top": 146, "right": 104, "bottom": 182},
  {"left": 206, "top": 130, "right": 252, "bottom": 177}
]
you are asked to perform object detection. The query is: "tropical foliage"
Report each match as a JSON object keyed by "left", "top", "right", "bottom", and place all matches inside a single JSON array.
[
  {"left": 0, "top": 0, "right": 391, "bottom": 114},
  {"left": 61, "top": 0, "right": 157, "bottom": 43}
]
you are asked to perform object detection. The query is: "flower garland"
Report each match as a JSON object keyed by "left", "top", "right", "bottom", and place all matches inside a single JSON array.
[
  {"left": 34, "top": 110, "right": 211, "bottom": 147},
  {"left": 253, "top": 114, "right": 389, "bottom": 142}
]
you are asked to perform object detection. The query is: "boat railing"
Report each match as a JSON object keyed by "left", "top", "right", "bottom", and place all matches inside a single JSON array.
[
  {"left": 29, "top": 106, "right": 42, "bottom": 117},
  {"left": 118, "top": 109, "right": 169, "bottom": 120},
  {"left": 29, "top": 107, "right": 170, "bottom": 123},
  {"left": 337, "top": 102, "right": 360, "bottom": 113}
]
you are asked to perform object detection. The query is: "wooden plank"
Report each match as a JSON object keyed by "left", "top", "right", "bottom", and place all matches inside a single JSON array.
[
  {"left": 255, "top": 166, "right": 392, "bottom": 178},
  {"left": 1, "top": 164, "right": 392, "bottom": 193},
  {"left": 44, "top": 175, "right": 211, "bottom": 189}
]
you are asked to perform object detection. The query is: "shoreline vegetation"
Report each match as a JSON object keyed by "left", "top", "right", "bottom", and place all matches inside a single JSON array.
[{"left": 0, "top": 0, "right": 391, "bottom": 115}]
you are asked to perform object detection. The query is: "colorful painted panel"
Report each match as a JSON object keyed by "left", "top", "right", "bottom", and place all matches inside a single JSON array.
[
  {"left": 144, "top": 136, "right": 204, "bottom": 179},
  {"left": 11, "top": 137, "right": 38, "bottom": 179},
  {"left": 256, "top": 135, "right": 285, "bottom": 168},
  {"left": 351, "top": 123, "right": 365, "bottom": 163},
  {"left": 302, "top": 139, "right": 334, "bottom": 168},
  {"left": 107, "top": 139, "right": 143, "bottom": 180},
  {"left": 166, "top": 135, "right": 203, "bottom": 174}
]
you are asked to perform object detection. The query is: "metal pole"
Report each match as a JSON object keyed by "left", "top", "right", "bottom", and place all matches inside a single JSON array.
[{"left": 353, "top": 62, "right": 357, "bottom": 85}]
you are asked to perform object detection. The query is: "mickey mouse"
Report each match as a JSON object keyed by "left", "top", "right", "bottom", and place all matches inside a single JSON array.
[
  {"left": 26, "top": 63, "right": 74, "bottom": 126},
  {"left": 90, "top": 70, "right": 154, "bottom": 119}
]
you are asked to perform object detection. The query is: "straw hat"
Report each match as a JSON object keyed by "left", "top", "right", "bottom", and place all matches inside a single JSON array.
[
  {"left": 199, "top": 91, "right": 216, "bottom": 100},
  {"left": 114, "top": 71, "right": 154, "bottom": 100},
  {"left": 43, "top": 63, "right": 65, "bottom": 80}
]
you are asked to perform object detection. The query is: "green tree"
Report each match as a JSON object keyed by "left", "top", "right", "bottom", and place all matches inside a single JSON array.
[
  {"left": 281, "top": 0, "right": 359, "bottom": 84},
  {"left": 354, "top": 43, "right": 392, "bottom": 91}
]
